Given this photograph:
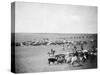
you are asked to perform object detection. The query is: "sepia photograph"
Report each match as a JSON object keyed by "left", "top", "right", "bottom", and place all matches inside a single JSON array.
[{"left": 11, "top": 2, "right": 97, "bottom": 73}]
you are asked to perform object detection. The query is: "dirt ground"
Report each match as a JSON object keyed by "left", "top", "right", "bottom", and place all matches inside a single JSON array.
[{"left": 15, "top": 45, "right": 97, "bottom": 73}]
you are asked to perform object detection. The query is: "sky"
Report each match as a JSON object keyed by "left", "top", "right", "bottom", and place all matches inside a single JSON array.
[{"left": 15, "top": 2, "right": 97, "bottom": 33}]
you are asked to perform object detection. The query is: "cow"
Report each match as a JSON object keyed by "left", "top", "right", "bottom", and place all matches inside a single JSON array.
[
  {"left": 55, "top": 54, "right": 66, "bottom": 64},
  {"left": 48, "top": 58, "right": 57, "bottom": 64}
]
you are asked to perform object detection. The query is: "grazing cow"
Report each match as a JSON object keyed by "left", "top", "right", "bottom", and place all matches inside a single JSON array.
[
  {"left": 48, "top": 58, "right": 57, "bottom": 64},
  {"left": 55, "top": 54, "right": 65, "bottom": 58},
  {"left": 48, "top": 54, "right": 66, "bottom": 65},
  {"left": 55, "top": 54, "right": 66, "bottom": 64},
  {"left": 57, "top": 57, "right": 64, "bottom": 64}
]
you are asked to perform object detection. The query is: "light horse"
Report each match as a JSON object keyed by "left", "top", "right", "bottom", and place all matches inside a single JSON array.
[{"left": 66, "top": 51, "right": 82, "bottom": 66}]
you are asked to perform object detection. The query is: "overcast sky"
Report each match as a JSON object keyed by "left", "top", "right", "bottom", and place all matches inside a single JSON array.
[{"left": 15, "top": 2, "right": 97, "bottom": 33}]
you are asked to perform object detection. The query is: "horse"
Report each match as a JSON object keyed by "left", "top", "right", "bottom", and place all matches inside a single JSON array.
[
  {"left": 68, "top": 51, "right": 82, "bottom": 66},
  {"left": 78, "top": 54, "right": 87, "bottom": 63},
  {"left": 48, "top": 49, "right": 55, "bottom": 57},
  {"left": 65, "top": 55, "right": 72, "bottom": 63},
  {"left": 48, "top": 52, "right": 54, "bottom": 57},
  {"left": 70, "top": 55, "right": 80, "bottom": 65}
]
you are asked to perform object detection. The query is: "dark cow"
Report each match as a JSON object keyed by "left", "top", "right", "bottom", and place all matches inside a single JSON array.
[
  {"left": 48, "top": 58, "right": 57, "bottom": 64},
  {"left": 48, "top": 54, "right": 66, "bottom": 65},
  {"left": 55, "top": 54, "right": 66, "bottom": 64},
  {"left": 57, "top": 57, "right": 65, "bottom": 64}
]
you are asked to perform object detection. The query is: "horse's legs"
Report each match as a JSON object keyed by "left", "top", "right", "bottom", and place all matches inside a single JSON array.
[
  {"left": 72, "top": 62, "right": 74, "bottom": 65},
  {"left": 71, "top": 61, "right": 73, "bottom": 65}
]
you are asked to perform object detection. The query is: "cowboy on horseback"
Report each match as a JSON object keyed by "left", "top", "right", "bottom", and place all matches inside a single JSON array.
[{"left": 48, "top": 49, "right": 56, "bottom": 57}]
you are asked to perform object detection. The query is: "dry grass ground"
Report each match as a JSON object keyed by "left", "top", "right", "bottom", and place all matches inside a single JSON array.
[{"left": 15, "top": 45, "right": 97, "bottom": 73}]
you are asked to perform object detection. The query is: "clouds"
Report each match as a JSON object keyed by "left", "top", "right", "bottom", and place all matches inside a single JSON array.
[{"left": 15, "top": 2, "right": 97, "bottom": 33}]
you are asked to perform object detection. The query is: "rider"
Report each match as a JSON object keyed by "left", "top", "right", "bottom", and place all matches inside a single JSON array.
[{"left": 51, "top": 49, "right": 55, "bottom": 55}]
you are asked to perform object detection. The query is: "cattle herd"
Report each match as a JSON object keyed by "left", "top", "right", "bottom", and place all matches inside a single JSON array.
[
  {"left": 15, "top": 38, "right": 96, "bottom": 47},
  {"left": 15, "top": 38, "right": 97, "bottom": 67},
  {"left": 48, "top": 48, "right": 97, "bottom": 66},
  {"left": 15, "top": 39, "right": 66, "bottom": 46}
]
